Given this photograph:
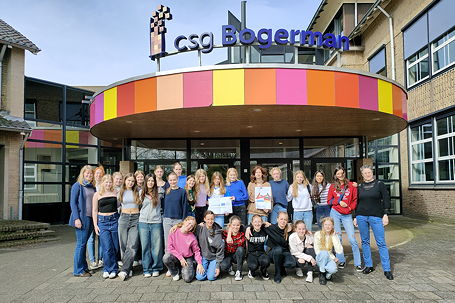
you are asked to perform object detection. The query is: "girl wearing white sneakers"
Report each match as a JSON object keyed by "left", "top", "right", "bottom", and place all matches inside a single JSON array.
[{"left": 289, "top": 220, "right": 316, "bottom": 282}]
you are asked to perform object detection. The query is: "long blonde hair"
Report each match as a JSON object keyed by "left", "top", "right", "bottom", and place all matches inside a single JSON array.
[
  {"left": 174, "top": 216, "right": 197, "bottom": 233},
  {"left": 194, "top": 169, "right": 210, "bottom": 197},
  {"left": 210, "top": 171, "right": 226, "bottom": 196},
  {"left": 98, "top": 174, "right": 114, "bottom": 196},
  {"left": 77, "top": 165, "right": 94, "bottom": 185},
  {"left": 319, "top": 217, "right": 335, "bottom": 251},
  {"left": 118, "top": 173, "right": 141, "bottom": 205},
  {"left": 225, "top": 168, "right": 239, "bottom": 186},
  {"left": 291, "top": 170, "right": 309, "bottom": 197}
]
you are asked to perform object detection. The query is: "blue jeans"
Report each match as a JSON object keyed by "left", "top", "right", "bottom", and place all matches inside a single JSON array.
[
  {"left": 270, "top": 204, "right": 287, "bottom": 224},
  {"left": 87, "top": 230, "right": 102, "bottom": 262},
  {"left": 316, "top": 250, "right": 338, "bottom": 274},
  {"left": 214, "top": 215, "right": 225, "bottom": 227},
  {"left": 73, "top": 216, "right": 93, "bottom": 275},
  {"left": 138, "top": 222, "right": 164, "bottom": 274},
  {"left": 316, "top": 205, "right": 331, "bottom": 227},
  {"left": 98, "top": 213, "right": 120, "bottom": 274},
  {"left": 196, "top": 257, "right": 218, "bottom": 281},
  {"left": 247, "top": 214, "right": 268, "bottom": 225},
  {"left": 356, "top": 215, "right": 391, "bottom": 272},
  {"left": 330, "top": 208, "right": 361, "bottom": 266},
  {"left": 293, "top": 210, "right": 313, "bottom": 232}
]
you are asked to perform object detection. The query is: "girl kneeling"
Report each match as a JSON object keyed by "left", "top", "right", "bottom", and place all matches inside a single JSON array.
[
  {"left": 162, "top": 216, "right": 204, "bottom": 282},
  {"left": 246, "top": 215, "right": 270, "bottom": 280},
  {"left": 289, "top": 220, "right": 316, "bottom": 283},
  {"left": 195, "top": 211, "right": 225, "bottom": 281},
  {"left": 314, "top": 217, "right": 343, "bottom": 285},
  {"left": 220, "top": 216, "right": 246, "bottom": 281}
]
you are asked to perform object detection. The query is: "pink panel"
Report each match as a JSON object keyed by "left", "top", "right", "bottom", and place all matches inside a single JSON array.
[
  {"left": 29, "top": 129, "right": 44, "bottom": 140},
  {"left": 183, "top": 71, "right": 213, "bottom": 108},
  {"left": 276, "top": 69, "right": 307, "bottom": 105},
  {"left": 93, "top": 94, "right": 104, "bottom": 125},
  {"left": 359, "top": 76, "right": 378, "bottom": 111}
]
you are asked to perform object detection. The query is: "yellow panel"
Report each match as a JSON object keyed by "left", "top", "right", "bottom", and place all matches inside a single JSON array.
[
  {"left": 378, "top": 80, "right": 393, "bottom": 114},
  {"left": 104, "top": 87, "right": 117, "bottom": 120},
  {"left": 66, "top": 131, "right": 79, "bottom": 144},
  {"left": 213, "top": 69, "right": 244, "bottom": 106}
]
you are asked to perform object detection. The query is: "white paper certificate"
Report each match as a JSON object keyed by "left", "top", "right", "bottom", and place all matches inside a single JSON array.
[
  {"left": 255, "top": 187, "right": 272, "bottom": 210},
  {"left": 208, "top": 197, "right": 233, "bottom": 215}
]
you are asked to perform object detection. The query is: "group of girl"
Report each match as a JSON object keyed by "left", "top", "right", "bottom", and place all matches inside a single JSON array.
[{"left": 69, "top": 162, "right": 393, "bottom": 284}]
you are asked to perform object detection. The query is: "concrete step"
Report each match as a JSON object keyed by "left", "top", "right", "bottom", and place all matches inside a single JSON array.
[{"left": 0, "top": 219, "right": 50, "bottom": 232}]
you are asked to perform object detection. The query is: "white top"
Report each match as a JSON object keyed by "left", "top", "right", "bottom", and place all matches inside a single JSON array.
[
  {"left": 287, "top": 184, "right": 312, "bottom": 211},
  {"left": 289, "top": 232, "right": 315, "bottom": 262},
  {"left": 314, "top": 231, "right": 343, "bottom": 260}
]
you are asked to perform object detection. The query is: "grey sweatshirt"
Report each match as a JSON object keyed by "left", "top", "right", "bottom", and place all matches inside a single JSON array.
[{"left": 195, "top": 223, "right": 225, "bottom": 269}]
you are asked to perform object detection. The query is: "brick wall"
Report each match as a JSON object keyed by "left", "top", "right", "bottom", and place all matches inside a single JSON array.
[{"left": 0, "top": 132, "right": 21, "bottom": 219}]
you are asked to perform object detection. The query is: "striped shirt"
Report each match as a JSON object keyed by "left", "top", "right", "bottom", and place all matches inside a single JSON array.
[{"left": 311, "top": 183, "right": 331, "bottom": 206}]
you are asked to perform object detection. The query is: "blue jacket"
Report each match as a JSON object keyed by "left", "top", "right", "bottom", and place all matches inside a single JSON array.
[
  {"left": 68, "top": 182, "right": 95, "bottom": 227},
  {"left": 226, "top": 180, "right": 248, "bottom": 207}
]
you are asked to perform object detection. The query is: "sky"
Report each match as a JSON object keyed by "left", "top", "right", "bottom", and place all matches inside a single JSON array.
[{"left": 1, "top": 0, "right": 321, "bottom": 86}]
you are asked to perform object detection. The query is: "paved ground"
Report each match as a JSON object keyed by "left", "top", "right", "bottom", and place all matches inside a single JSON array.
[{"left": 0, "top": 216, "right": 454, "bottom": 303}]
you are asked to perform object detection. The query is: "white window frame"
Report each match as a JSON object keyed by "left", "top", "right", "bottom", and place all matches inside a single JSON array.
[
  {"left": 410, "top": 124, "right": 434, "bottom": 184},
  {"left": 435, "top": 115, "right": 455, "bottom": 183},
  {"left": 431, "top": 30, "right": 455, "bottom": 75},
  {"left": 24, "top": 164, "right": 37, "bottom": 190},
  {"left": 406, "top": 48, "right": 430, "bottom": 88}
]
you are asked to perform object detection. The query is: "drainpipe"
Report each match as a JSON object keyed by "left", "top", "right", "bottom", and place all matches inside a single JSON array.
[
  {"left": 18, "top": 132, "right": 30, "bottom": 220},
  {"left": 0, "top": 44, "right": 8, "bottom": 108},
  {"left": 377, "top": 5, "right": 395, "bottom": 80}
]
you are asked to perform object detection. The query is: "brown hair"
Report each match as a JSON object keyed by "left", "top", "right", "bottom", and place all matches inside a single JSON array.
[
  {"left": 118, "top": 173, "right": 141, "bottom": 205},
  {"left": 140, "top": 174, "right": 159, "bottom": 208},
  {"left": 250, "top": 165, "right": 268, "bottom": 183},
  {"left": 311, "top": 170, "right": 328, "bottom": 197},
  {"left": 210, "top": 171, "right": 226, "bottom": 196},
  {"left": 184, "top": 174, "right": 195, "bottom": 202},
  {"left": 332, "top": 166, "right": 349, "bottom": 192}
]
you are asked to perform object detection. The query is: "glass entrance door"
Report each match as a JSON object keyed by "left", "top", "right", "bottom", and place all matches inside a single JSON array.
[
  {"left": 252, "top": 159, "right": 298, "bottom": 182},
  {"left": 197, "top": 160, "right": 237, "bottom": 181},
  {"left": 311, "top": 159, "right": 356, "bottom": 182}
]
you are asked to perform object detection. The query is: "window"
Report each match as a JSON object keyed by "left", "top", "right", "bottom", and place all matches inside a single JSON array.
[
  {"left": 407, "top": 47, "right": 430, "bottom": 87},
  {"left": 369, "top": 47, "right": 386, "bottom": 76},
  {"left": 432, "top": 28, "right": 455, "bottom": 74},
  {"left": 436, "top": 114, "right": 455, "bottom": 181},
  {"left": 410, "top": 123, "right": 434, "bottom": 183}
]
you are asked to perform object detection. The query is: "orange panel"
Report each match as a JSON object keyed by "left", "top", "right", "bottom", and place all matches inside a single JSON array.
[
  {"left": 44, "top": 130, "right": 61, "bottom": 142},
  {"left": 392, "top": 85, "right": 403, "bottom": 117},
  {"left": 135, "top": 77, "right": 157, "bottom": 114},
  {"left": 157, "top": 74, "right": 183, "bottom": 110},
  {"left": 307, "top": 70, "right": 335, "bottom": 106},
  {"left": 335, "top": 72, "right": 359, "bottom": 108},
  {"left": 244, "top": 69, "right": 276, "bottom": 105}
]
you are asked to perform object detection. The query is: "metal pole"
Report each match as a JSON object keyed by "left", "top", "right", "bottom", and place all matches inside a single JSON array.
[
  {"left": 241, "top": 1, "right": 247, "bottom": 63},
  {"left": 377, "top": 5, "right": 395, "bottom": 80},
  {"left": 198, "top": 50, "right": 202, "bottom": 66},
  {"left": 294, "top": 46, "right": 298, "bottom": 64},
  {"left": 156, "top": 58, "right": 161, "bottom": 72}
]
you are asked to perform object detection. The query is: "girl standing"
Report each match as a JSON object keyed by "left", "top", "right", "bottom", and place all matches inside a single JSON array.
[
  {"left": 327, "top": 166, "right": 362, "bottom": 271},
  {"left": 246, "top": 215, "right": 270, "bottom": 280},
  {"left": 162, "top": 216, "right": 204, "bottom": 282},
  {"left": 154, "top": 165, "right": 169, "bottom": 205},
  {"left": 289, "top": 221, "right": 316, "bottom": 282},
  {"left": 173, "top": 162, "right": 187, "bottom": 188},
  {"left": 69, "top": 165, "right": 95, "bottom": 277},
  {"left": 194, "top": 169, "right": 209, "bottom": 223},
  {"left": 134, "top": 170, "right": 145, "bottom": 191},
  {"left": 88, "top": 165, "right": 105, "bottom": 268},
  {"left": 209, "top": 171, "right": 231, "bottom": 227},
  {"left": 311, "top": 170, "right": 331, "bottom": 227},
  {"left": 138, "top": 174, "right": 164, "bottom": 278},
  {"left": 247, "top": 166, "right": 272, "bottom": 224},
  {"left": 354, "top": 165, "right": 393, "bottom": 280},
  {"left": 269, "top": 167, "right": 290, "bottom": 224},
  {"left": 220, "top": 215, "right": 246, "bottom": 281},
  {"left": 117, "top": 173, "right": 141, "bottom": 280},
  {"left": 287, "top": 170, "right": 313, "bottom": 231},
  {"left": 112, "top": 172, "right": 123, "bottom": 193},
  {"left": 185, "top": 175, "right": 196, "bottom": 217},
  {"left": 314, "top": 217, "right": 343, "bottom": 285},
  {"left": 92, "top": 174, "right": 120, "bottom": 279},
  {"left": 225, "top": 168, "right": 248, "bottom": 225},
  {"left": 195, "top": 211, "right": 225, "bottom": 281}
]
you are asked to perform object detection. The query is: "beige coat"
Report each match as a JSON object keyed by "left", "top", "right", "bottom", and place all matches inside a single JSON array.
[{"left": 247, "top": 182, "right": 272, "bottom": 217}]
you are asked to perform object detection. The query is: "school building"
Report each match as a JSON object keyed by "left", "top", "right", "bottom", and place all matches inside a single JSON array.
[{"left": 1, "top": 0, "right": 453, "bottom": 224}]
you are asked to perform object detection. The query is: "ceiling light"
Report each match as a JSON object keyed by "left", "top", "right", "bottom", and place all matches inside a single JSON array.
[
  {"left": 125, "top": 120, "right": 133, "bottom": 124},
  {"left": 253, "top": 108, "right": 262, "bottom": 112},
  {"left": 247, "top": 125, "right": 253, "bottom": 128},
  {"left": 194, "top": 130, "right": 201, "bottom": 133}
]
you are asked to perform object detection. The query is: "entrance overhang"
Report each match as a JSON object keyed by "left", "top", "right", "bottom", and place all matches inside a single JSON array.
[{"left": 90, "top": 64, "right": 407, "bottom": 141}]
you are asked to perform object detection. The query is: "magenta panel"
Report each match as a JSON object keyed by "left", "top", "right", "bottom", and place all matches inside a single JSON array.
[
  {"left": 29, "top": 129, "right": 44, "bottom": 140},
  {"left": 276, "top": 69, "right": 307, "bottom": 105},
  {"left": 93, "top": 94, "right": 104, "bottom": 125},
  {"left": 359, "top": 76, "right": 378, "bottom": 111},
  {"left": 183, "top": 71, "right": 213, "bottom": 108}
]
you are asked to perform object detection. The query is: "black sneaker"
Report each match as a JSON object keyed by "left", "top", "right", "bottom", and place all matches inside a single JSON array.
[
  {"left": 319, "top": 273, "right": 327, "bottom": 285},
  {"left": 355, "top": 266, "right": 364, "bottom": 272},
  {"left": 338, "top": 262, "right": 345, "bottom": 269},
  {"left": 261, "top": 269, "right": 270, "bottom": 280},
  {"left": 362, "top": 267, "right": 375, "bottom": 274},
  {"left": 273, "top": 274, "right": 282, "bottom": 284},
  {"left": 384, "top": 271, "right": 394, "bottom": 280}
]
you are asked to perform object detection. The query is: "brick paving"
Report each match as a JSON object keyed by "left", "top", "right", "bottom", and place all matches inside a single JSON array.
[{"left": 0, "top": 216, "right": 454, "bottom": 303}]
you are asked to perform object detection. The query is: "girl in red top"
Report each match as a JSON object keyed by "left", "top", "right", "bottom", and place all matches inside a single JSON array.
[
  {"left": 327, "top": 166, "right": 362, "bottom": 271},
  {"left": 220, "top": 215, "right": 246, "bottom": 281}
]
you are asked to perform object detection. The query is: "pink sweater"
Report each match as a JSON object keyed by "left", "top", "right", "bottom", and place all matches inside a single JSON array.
[{"left": 167, "top": 229, "right": 202, "bottom": 264}]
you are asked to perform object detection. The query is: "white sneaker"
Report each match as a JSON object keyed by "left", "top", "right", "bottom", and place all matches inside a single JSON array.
[
  {"left": 172, "top": 274, "right": 180, "bottom": 281},
  {"left": 129, "top": 270, "right": 133, "bottom": 277},
  {"left": 326, "top": 273, "right": 332, "bottom": 280},
  {"left": 90, "top": 261, "right": 98, "bottom": 269},
  {"left": 109, "top": 272, "right": 117, "bottom": 279},
  {"left": 247, "top": 270, "right": 254, "bottom": 279},
  {"left": 296, "top": 268, "right": 304, "bottom": 277},
  {"left": 118, "top": 271, "right": 127, "bottom": 281},
  {"left": 165, "top": 270, "right": 172, "bottom": 277},
  {"left": 102, "top": 272, "right": 109, "bottom": 279},
  {"left": 98, "top": 260, "right": 104, "bottom": 267},
  {"left": 234, "top": 270, "right": 242, "bottom": 281},
  {"left": 228, "top": 266, "right": 235, "bottom": 276},
  {"left": 152, "top": 272, "right": 160, "bottom": 277},
  {"left": 144, "top": 273, "right": 152, "bottom": 278},
  {"left": 306, "top": 271, "right": 313, "bottom": 283},
  {"left": 118, "top": 261, "right": 123, "bottom": 267}
]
